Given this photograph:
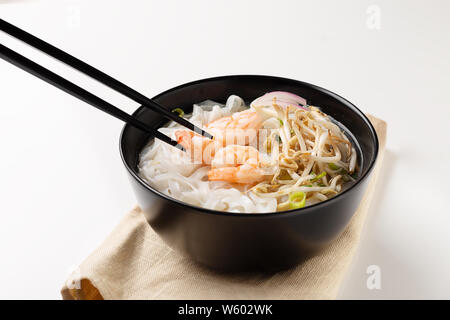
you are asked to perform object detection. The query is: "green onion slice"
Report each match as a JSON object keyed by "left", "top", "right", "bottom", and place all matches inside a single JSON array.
[
  {"left": 328, "top": 162, "right": 340, "bottom": 170},
  {"left": 311, "top": 171, "right": 326, "bottom": 182},
  {"left": 171, "top": 108, "right": 184, "bottom": 117},
  {"left": 289, "top": 191, "right": 306, "bottom": 209}
]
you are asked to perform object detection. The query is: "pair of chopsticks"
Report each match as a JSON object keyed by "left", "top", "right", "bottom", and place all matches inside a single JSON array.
[{"left": 0, "top": 19, "right": 213, "bottom": 151}]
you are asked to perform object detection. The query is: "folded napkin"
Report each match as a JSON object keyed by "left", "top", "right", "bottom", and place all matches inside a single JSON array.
[{"left": 61, "top": 115, "right": 386, "bottom": 300}]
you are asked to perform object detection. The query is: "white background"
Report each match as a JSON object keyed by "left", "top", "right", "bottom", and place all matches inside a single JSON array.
[{"left": 1, "top": 0, "right": 449, "bottom": 299}]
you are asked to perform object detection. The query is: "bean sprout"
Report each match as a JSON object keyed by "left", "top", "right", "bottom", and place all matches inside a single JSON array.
[{"left": 252, "top": 103, "right": 358, "bottom": 211}]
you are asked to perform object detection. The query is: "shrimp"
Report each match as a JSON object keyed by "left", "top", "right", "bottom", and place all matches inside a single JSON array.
[
  {"left": 175, "top": 109, "right": 264, "bottom": 164},
  {"left": 206, "top": 109, "right": 262, "bottom": 145},
  {"left": 208, "top": 145, "right": 267, "bottom": 184},
  {"left": 175, "top": 130, "right": 221, "bottom": 164}
]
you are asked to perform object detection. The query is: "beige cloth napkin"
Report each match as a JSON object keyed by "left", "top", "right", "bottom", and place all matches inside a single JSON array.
[{"left": 61, "top": 115, "right": 386, "bottom": 300}]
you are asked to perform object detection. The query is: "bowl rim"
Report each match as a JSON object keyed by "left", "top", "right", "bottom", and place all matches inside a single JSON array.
[{"left": 120, "top": 74, "right": 379, "bottom": 218}]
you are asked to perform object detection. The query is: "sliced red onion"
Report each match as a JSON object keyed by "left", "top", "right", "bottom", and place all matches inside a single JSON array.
[{"left": 251, "top": 91, "right": 307, "bottom": 110}]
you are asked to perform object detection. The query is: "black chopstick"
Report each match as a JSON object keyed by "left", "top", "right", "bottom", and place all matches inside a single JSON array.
[
  {"left": 0, "top": 18, "right": 213, "bottom": 140},
  {"left": 0, "top": 43, "right": 185, "bottom": 151}
]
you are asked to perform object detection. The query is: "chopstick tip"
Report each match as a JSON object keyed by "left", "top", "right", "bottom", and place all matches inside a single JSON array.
[
  {"left": 175, "top": 143, "right": 186, "bottom": 152},
  {"left": 203, "top": 131, "right": 214, "bottom": 140}
]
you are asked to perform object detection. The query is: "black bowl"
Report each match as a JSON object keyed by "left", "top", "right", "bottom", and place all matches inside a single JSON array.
[{"left": 120, "top": 75, "right": 379, "bottom": 271}]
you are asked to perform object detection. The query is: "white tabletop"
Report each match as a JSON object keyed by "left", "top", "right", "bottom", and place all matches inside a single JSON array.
[{"left": 1, "top": 0, "right": 449, "bottom": 299}]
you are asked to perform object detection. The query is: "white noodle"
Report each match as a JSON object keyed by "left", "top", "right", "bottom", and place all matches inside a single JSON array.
[{"left": 138, "top": 95, "right": 278, "bottom": 213}]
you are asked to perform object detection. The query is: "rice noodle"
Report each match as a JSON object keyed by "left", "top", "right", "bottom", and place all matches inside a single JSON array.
[{"left": 139, "top": 95, "right": 278, "bottom": 213}]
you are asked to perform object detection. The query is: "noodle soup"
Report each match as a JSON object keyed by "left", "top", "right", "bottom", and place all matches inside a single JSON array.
[{"left": 138, "top": 92, "right": 358, "bottom": 213}]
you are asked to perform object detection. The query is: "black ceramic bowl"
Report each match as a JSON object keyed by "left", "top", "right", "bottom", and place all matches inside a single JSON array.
[{"left": 120, "top": 75, "right": 378, "bottom": 271}]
